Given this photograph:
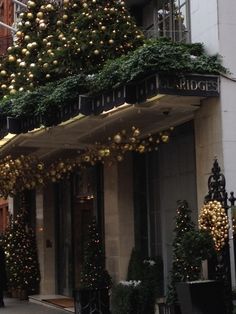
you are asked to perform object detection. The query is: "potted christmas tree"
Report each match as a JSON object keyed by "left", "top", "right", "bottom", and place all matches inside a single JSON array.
[
  {"left": 1, "top": 210, "right": 40, "bottom": 299},
  {"left": 74, "top": 218, "right": 112, "bottom": 314},
  {"left": 167, "top": 200, "right": 215, "bottom": 314}
]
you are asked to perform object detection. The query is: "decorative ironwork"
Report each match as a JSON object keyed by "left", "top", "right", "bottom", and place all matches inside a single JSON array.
[
  {"left": 205, "top": 159, "right": 228, "bottom": 209},
  {"left": 205, "top": 159, "right": 233, "bottom": 314}
]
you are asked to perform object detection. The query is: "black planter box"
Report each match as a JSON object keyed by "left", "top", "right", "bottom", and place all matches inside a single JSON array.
[
  {"left": 74, "top": 288, "right": 110, "bottom": 314},
  {"left": 176, "top": 280, "right": 226, "bottom": 314}
]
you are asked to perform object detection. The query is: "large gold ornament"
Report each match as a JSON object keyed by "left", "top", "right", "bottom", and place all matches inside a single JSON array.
[{"left": 199, "top": 200, "right": 229, "bottom": 251}]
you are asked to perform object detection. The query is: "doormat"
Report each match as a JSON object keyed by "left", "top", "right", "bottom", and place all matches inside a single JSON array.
[{"left": 43, "top": 298, "right": 74, "bottom": 308}]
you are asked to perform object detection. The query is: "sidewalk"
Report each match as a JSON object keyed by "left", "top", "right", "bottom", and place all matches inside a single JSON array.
[{"left": 0, "top": 298, "right": 68, "bottom": 314}]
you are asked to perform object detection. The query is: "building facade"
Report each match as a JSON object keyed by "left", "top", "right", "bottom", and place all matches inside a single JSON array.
[{"left": 0, "top": 0, "right": 236, "bottom": 298}]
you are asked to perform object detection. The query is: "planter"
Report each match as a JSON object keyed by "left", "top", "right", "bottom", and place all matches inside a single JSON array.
[
  {"left": 176, "top": 280, "right": 226, "bottom": 314},
  {"left": 74, "top": 288, "right": 110, "bottom": 314},
  {"left": 19, "top": 288, "right": 28, "bottom": 300}
]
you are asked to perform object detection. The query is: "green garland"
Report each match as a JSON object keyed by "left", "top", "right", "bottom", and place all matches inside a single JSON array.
[{"left": 0, "top": 39, "right": 226, "bottom": 119}]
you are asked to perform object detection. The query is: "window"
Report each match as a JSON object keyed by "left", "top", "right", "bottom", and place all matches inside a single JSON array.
[
  {"left": 155, "top": 0, "right": 189, "bottom": 42},
  {"left": 130, "top": 0, "right": 190, "bottom": 43}
]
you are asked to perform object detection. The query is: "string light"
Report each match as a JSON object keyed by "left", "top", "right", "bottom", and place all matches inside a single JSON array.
[
  {"left": 199, "top": 200, "right": 229, "bottom": 251},
  {"left": 0, "top": 126, "right": 173, "bottom": 197}
]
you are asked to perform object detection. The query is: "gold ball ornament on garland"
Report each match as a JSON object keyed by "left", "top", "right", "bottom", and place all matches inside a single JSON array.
[
  {"left": 8, "top": 55, "right": 16, "bottom": 62},
  {"left": 199, "top": 200, "right": 229, "bottom": 251},
  {"left": 27, "top": 1, "right": 36, "bottom": 8}
]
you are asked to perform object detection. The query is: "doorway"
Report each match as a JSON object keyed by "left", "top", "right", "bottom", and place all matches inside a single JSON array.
[{"left": 55, "top": 165, "right": 104, "bottom": 295}]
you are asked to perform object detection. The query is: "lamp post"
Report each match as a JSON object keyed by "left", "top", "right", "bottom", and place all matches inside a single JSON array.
[{"left": 205, "top": 159, "right": 234, "bottom": 313}]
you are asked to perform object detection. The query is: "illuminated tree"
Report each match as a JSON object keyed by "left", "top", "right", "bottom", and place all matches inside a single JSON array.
[
  {"left": 167, "top": 200, "right": 197, "bottom": 304},
  {"left": 80, "top": 218, "right": 112, "bottom": 289},
  {"left": 0, "top": 0, "right": 143, "bottom": 95},
  {"left": 2, "top": 210, "right": 40, "bottom": 296}
]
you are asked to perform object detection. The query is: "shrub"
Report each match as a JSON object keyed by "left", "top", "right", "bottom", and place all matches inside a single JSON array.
[
  {"left": 112, "top": 249, "right": 164, "bottom": 314},
  {"left": 111, "top": 281, "right": 142, "bottom": 314}
]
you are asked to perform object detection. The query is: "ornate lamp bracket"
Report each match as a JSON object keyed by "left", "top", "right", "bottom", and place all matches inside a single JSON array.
[{"left": 205, "top": 159, "right": 228, "bottom": 209}]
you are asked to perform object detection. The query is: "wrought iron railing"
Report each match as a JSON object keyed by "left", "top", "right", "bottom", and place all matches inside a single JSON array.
[{"left": 142, "top": 25, "right": 189, "bottom": 43}]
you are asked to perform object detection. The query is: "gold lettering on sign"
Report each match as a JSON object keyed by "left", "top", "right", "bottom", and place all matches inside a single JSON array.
[{"left": 164, "top": 77, "right": 218, "bottom": 92}]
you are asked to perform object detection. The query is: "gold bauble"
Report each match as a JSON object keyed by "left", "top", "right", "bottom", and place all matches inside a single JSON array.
[
  {"left": 10, "top": 89, "right": 16, "bottom": 95},
  {"left": 1, "top": 84, "right": 7, "bottom": 89},
  {"left": 27, "top": 12, "right": 34, "bottom": 19},
  {"left": 133, "top": 128, "right": 140, "bottom": 137},
  {"left": 98, "top": 150, "right": 105, "bottom": 157},
  {"left": 117, "top": 155, "right": 123, "bottom": 162},
  {"left": 8, "top": 55, "right": 16, "bottom": 62},
  {"left": 27, "top": 1, "right": 36, "bottom": 8},
  {"left": 30, "top": 63, "right": 36, "bottom": 68},
  {"left": 46, "top": 4, "right": 54, "bottom": 11},
  {"left": 114, "top": 134, "right": 122, "bottom": 143},
  {"left": 84, "top": 156, "right": 90, "bottom": 162},
  {"left": 37, "top": 12, "right": 44, "bottom": 19},
  {"left": 27, "top": 43, "right": 33, "bottom": 50},
  {"left": 62, "top": 14, "right": 68, "bottom": 20},
  {"left": 83, "top": 3, "right": 88, "bottom": 8},
  {"left": 57, "top": 20, "right": 63, "bottom": 26},
  {"left": 16, "top": 31, "right": 23, "bottom": 37},
  {"left": 43, "top": 63, "right": 49, "bottom": 68},
  {"left": 138, "top": 145, "right": 145, "bottom": 153},
  {"left": 39, "top": 23, "right": 47, "bottom": 30},
  {"left": 109, "top": 39, "right": 114, "bottom": 44},
  {"left": 46, "top": 74, "right": 51, "bottom": 78},
  {"left": 104, "top": 149, "right": 110, "bottom": 157},
  {"left": 25, "top": 21, "right": 31, "bottom": 27},
  {"left": 24, "top": 35, "right": 31, "bottom": 41},
  {"left": 53, "top": 60, "right": 58, "bottom": 65},
  {"left": 19, "top": 61, "right": 26, "bottom": 67},
  {"left": 94, "top": 49, "right": 99, "bottom": 55},
  {"left": 22, "top": 48, "right": 28, "bottom": 54},
  {"left": 161, "top": 135, "right": 169, "bottom": 143},
  {"left": 0, "top": 70, "right": 7, "bottom": 76}
]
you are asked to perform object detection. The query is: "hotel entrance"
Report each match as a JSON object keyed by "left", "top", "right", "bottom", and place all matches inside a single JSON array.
[{"left": 55, "top": 165, "right": 104, "bottom": 296}]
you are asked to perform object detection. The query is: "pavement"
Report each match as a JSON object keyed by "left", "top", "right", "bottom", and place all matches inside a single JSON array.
[{"left": 0, "top": 298, "right": 68, "bottom": 314}]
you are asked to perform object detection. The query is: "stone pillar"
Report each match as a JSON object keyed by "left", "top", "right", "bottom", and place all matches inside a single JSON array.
[
  {"left": 194, "top": 97, "right": 223, "bottom": 212},
  {"left": 36, "top": 184, "right": 56, "bottom": 294},
  {"left": 104, "top": 154, "right": 135, "bottom": 283}
]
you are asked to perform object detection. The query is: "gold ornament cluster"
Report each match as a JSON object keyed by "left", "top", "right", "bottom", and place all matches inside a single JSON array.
[
  {"left": 0, "top": 126, "right": 173, "bottom": 197},
  {"left": 199, "top": 200, "right": 229, "bottom": 251},
  {"left": 0, "top": 0, "right": 144, "bottom": 95}
]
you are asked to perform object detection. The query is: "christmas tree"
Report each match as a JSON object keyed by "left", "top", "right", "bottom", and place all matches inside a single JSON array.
[
  {"left": 2, "top": 210, "right": 40, "bottom": 295},
  {"left": 80, "top": 218, "right": 112, "bottom": 290},
  {"left": 0, "top": 0, "right": 60, "bottom": 94},
  {"left": 167, "top": 200, "right": 199, "bottom": 304},
  {"left": 0, "top": 0, "right": 143, "bottom": 95}
]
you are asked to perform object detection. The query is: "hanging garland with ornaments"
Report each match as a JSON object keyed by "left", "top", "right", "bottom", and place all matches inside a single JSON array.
[
  {"left": 0, "top": 0, "right": 143, "bottom": 96},
  {"left": 0, "top": 126, "right": 173, "bottom": 197},
  {"left": 199, "top": 200, "right": 229, "bottom": 252}
]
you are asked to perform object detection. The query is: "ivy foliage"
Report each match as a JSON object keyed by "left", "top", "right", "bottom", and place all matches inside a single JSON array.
[{"left": 0, "top": 39, "right": 226, "bottom": 119}]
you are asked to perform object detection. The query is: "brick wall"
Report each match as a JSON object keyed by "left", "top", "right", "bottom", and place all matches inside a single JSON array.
[{"left": 0, "top": 0, "right": 14, "bottom": 55}]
